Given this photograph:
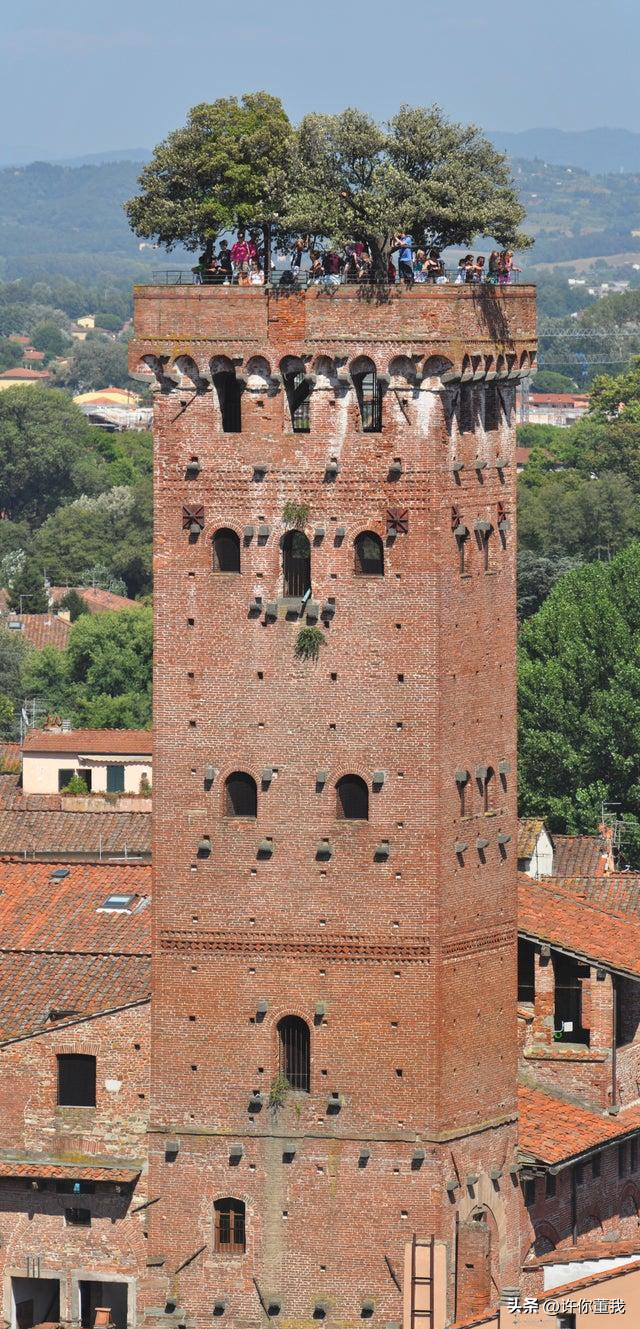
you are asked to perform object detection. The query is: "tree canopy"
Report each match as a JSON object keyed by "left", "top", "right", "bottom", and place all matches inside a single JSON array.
[
  {"left": 22, "top": 605, "right": 153, "bottom": 729},
  {"left": 0, "top": 387, "right": 110, "bottom": 524}
]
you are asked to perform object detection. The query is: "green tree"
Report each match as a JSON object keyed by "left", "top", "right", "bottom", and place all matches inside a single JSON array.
[
  {"left": 93, "top": 312, "right": 122, "bottom": 332},
  {"left": 7, "top": 558, "right": 49, "bottom": 613},
  {"left": 30, "top": 322, "right": 68, "bottom": 359},
  {"left": 518, "top": 470, "right": 640, "bottom": 562},
  {"left": 0, "top": 387, "right": 110, "bottom": 523},
  {"left": 288, "top": 105, "right": 531, "bottom": 276},
  {"left": 517, "top": 551, "right": 581, "bottom": 619},
  {"left": 518, "top": 544, "right": 640, "bottom": 861},
  {"left": 530, "top": 369, "right": 577, "bottom": 393},
  {"left": 55, "top": 337, "right": 131, "bottom": 393},
  {"left": 57, "top": 589, "right": 89, "bottom": 622},
  {"left": 0, "top": 338, "right": 23, "bottom": 372},
  {"left": 22, "top": 605, "right": 152, "bottom": 729},
  {"left": 125, "top": 92, "right": 293, "bottom": 271},
  {"left": 0, "top": 626, "right": 31, "bottom": 736},
  {"left": 32, "top": 481, "right": 152, "bottom": 597}
]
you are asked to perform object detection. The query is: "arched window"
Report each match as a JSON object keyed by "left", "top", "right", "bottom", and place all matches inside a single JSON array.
[
  {"left": 225, "top": 772, "right": 257, "bottom": 818},
  {"left": 483, "top": 767, "right": 495, "bottom": 813},
  {"left": 283, "top": 370, "right": 312, "bottom": 433},
  {"left": 277, "top": 1016, "right": 310, "bottom": 1092},
  {"left": 213, "top": 368, "right": 242, "bottom": 433},
  {"left": 214, "top": 1198, "right": 246, "bottom": 1253},
  {"left": 213, "top": 528, "right": 241, "bottom": 573},
  {"left": 282, "top": 530, "right": 311, "bottom": 598},
  {"left": 353, "top": 363, "right": 382, "bottom": 432},
  {"left": 336, "top": 774, "right": 369, "bottom": 820},
  {"left": 354, "top": 532, "right": 384, "bottom": 576}
]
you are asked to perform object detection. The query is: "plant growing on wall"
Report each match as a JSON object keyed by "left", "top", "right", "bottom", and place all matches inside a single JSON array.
[
  {"left": 294, "top": 626, "right": 325, "bottom": 661},
  {"left": 268, "top": 1072, "right": 290, "bottom": 1109},
  {"left": 282, "top": 501, "right": 310, "bottom": 528}
]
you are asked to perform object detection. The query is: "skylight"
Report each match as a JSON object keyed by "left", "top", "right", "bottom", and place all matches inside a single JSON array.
[{"left": 98, "top": 893, "right": 136, "bottom": 912}]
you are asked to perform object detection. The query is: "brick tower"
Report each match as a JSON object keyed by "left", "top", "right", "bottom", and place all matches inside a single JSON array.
[{"left": 130, "top": 280, "right": 536, "bottom": 1329}]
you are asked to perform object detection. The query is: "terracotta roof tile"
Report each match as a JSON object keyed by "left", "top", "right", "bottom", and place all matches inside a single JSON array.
[
  {"left": 555, "top": 873, "right": 640, "bottom": 919},
  {"left": 49, "top": 586, "right": 138, "bottom": 612},
  {"left": 0, "top": 952, "right": 150, "bottom": 1042},
  {"left": 518, "top": 873, "right": 640, "bottom": 977},
  {"left": 552, "top": 834, "right": 608, "bottom": 877},
  {"left": 23, "top": 728, "right": 152, "bottom": 755},
  {"left": 0, "top": 859, "right": 151, "bottom": 952},
  {"left": 0, "top": 368, "right": 51, "bottom": 380},
  {"left": 0, "top": 808, "right": 150, "bottom": 856},
  {"left": 0, "top": 613, "right": 71, "bottom": 650},
  {"left": 527, "top": 1235, "right": 640, "bottom": 1266},
  {"left": 0, "top": 1160, "right": 140, "bottom": 1182},
  {"left": 517, "top": 818, "right": 546, "bottom": 858},
  {"left": 518, "top": 1085, "right": 640, "bottom": 1165}
]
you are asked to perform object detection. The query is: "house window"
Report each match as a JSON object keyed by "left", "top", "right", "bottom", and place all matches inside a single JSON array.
[
  {"left": 336, "top": 774, "right": 369, "bottom": 821},
  {"left": 282, "top": 530, "right": 311, "bottom": 598},
  {"left": 65, "top": 1207, "right": 91, "bottom": 1227},
  {"left": 277, "top": 1015, "right": 310, "bottom": 1092},
  {"left": 353, "top": 364, "right": 382, "bottom": 432},
  {"left": 518, "top": 939, "right": 535, "bottom": 1003},
  {"left": 106, "top": 764, "right": 125, "bottom": 794},
  {"left": 224, "top": 772, "right": 257, "bottom": 818},
  {"left": 58, "top": 768, "right": 92, "bottom": 792},
  {"left": 214, "top": 1198, "right": 246, "bottom": 1253},
  {"left": 523, "top": 1177, "right": 536, "bottom": 1206},
  {"left": 213, "top": 370, "right": 242, "bottom": 433},
  {"left": 354, "top": 532, "right": 384, "bottom": 576},
  {"left": 459, "top": 384, "right": 474, "bottom": 433},
  {"left": 553, "top": 953, "right": 589, "bottom": 1045},
  {"left": 476, "top": 525, "right": 492, "bottom": 571},
  {"left": 213, "top": 528, "right": 241, "bottom": 573},
  {"left": 484, "top": 383, "right": 501, "bottom": 431},
  {"left": 57, "top": 1054, "right": 96, "bottom": 1107},
  {"left": 455, "top": 527, "right": 468, "bottom": 574},
  {"left": 284, "top": 371, "right": 312, "bottom": 433}
]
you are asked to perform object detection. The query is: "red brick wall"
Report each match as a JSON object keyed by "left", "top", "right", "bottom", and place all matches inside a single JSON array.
[{"left": 133, "top": 283, "right": 537, "bottom": 1325}]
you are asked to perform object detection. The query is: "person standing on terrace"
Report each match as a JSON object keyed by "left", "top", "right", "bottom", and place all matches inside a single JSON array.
[
  {"left": 230, "top": 230, "right": 251, "bottom": 277},
  {"left": 394, "top": 231, "right": 414, "bottom": 285}
]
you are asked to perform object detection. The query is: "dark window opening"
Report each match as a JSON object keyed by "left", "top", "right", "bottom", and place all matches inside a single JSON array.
[
  {"left": 476, "top": 528, "right": 492, "bottom": 572},
  {"left": 214, "top": 1197, "right": 246, "bottom": 1253},
  {"left": 558, "top": 1316, "right": 576, "bottom": 1329},
  {"left": 631, "top": 1138, "right": 638, "bottom": 1172},
  {"left": 213, "top": 528, "right": 241, "bottom": 573},
  {"left": 224, "top": 772, "right": 257, "bottom": 818},
  {"left": 523, "top": 1178, "right": 536, "bottom": 1206},
  {"left": 282, "top": 529, "right": 311, "bottom": 598},
  {"left": 213, "top": 370, "right": 242, "bottom": 433},
  {"left": 354, "top": 368, "right": 382, "bottom": 432},
  {"left": 484, "top": 383, "right": 501, "bottom": 431},
  {"left": 336, "top": 774, "right": 369, "bottom": 821},
  {"left": 575, "top": 1164, "right": 584, "bottom": 1186},
  {"left": 592, "top": 1153, "right": 601, "bottom": 1178},
  {"left": 354, "top": 532, "right": 384, "bottom": 576},
  {"left": 456, "top": 531, "right": 468, "bottom": 574},
  {"left": 518, "top": 938, "right": 535, "bottom": 1004},
  {"left": 615, "top": 975, "right": 640, "bottom": 1047},
  {"left": 277, "top": 1015, "right": 310, "bottom": 1092},
  {"left": 58, "top": 768, "right": 92, "bottom": 792},
  {"left": 284, "top": 371, "right": 312, "bottom": 433},
  {"left": 65, "top": 1207, "right": 91, "bottom": 1226},
  {"left": 57, "top": 1054, "right": 96, "bottom": 1107},
  {"left": 459, "top": 385, "right": 475, "bottom": 434},
  {"left": 483, "top": 767, "right": 495, "bottom": 813},
  {"left": 545, "top": 1171, "right": 556, "bottom": 1198},
  {"left": 80, "top": 1280, "right": 128, "bottom": 1329},
  {"left": 619, "top": 1143, "right": 627, "bottom": 1178},
  {"left": 106, "top": 764, "right": 125, "bottom": 794},
  {"left": 553, "top": 953, "right": 590, "bottom": 1045},
  {"left": 12, "top": 1277, "right": 60, "bottom": 1329}
]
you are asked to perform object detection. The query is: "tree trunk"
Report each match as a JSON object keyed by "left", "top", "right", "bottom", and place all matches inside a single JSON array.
[
  {"left": 370, "top": 237, "right": 389, "bottom": 282},
  {"left": 263, "top": 223, "right": 271, "bottom": 282}
]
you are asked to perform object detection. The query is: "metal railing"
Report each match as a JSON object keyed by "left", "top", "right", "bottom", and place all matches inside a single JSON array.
[{"left": 147, "top": 267, "right": 521, "bottom": 288}]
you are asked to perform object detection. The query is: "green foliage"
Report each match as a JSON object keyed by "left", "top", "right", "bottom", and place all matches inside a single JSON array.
[
  {"left": 0, "top": 338, "right": 24, "bottom": 372},
  {"left": 282, "top": 501, "right": 310, "bottom": 527},
  {"left": 288, "top": 105, "right": 530, "bottom": 272},
  {"left": 139, "top": 773, "right": 152, "bottom": 797},
  {"left": 62, "top": 772, "right": 90, "bottom": 796},
  {"left": 518, "top": 544, "right": 640, "bottom": 860},
  {"left": 126, "top": 93, "right": 293, "bottom": 257},
  {"left": 57, "top": 590, "right": 89, "bottom": 622},
  {"left": 530, "top": 369, "right": 578, "bottom": 393},
  {"left": 21, "top": 605, "right": 153, "bottom": 730},
  {"left": 294, "top": 626, "right": 325, "bottom": 661},
  {"left": 93, "top": 312, "right": 122, "bottom": 332},
  {"left": 268, "top": 1073, "right": 290, "bottom": 1108},
  {"left": 0, "top": 387, "right": 110, "bottom": 523},
  {"left": 30, "top": 322, "right": 69, "bottom": 358},
  {"left": 55, "top": 337, "right": 132, "bottom": 392},
  {"left": 32, "top": 481, "right": 152, "bottom": 597},
  {"left": 93, "top": 429, "right": 153, "bottom": 486},
  {"left": 0, "top": 626, "right": 31, "bottom": 736},
  {"left": 518, "top": 469, "right": 640, "bottom": 562},
  {"left": 517, "top": 551, "right": 582, "bottom": 620},
  {"left": 6, "top": 558, "right": 49, "bottom": 613}
]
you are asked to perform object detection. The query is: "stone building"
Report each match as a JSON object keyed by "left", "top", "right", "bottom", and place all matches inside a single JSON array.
[{"left": 129, "top": 280, "right": 536, "bottom": 1326}]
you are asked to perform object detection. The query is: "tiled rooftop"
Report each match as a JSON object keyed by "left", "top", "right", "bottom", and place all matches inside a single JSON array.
[
  {"left": 527, "top": 1235, "right": 640, "bottom": 1267},
  {"left": 0, "top": 808, "right": 151, "bottom": 857},
  {"left": 22, "top": 727, "right": 152, "bottom": 755},
  {"left": 518, "top": 1085, "right": 640, "bottom": 1165},
  {"left": 0, "top": 1160, "right": 141, "bottom": 1182},
  {"left": 49, "top": 585, "right": 138, "bottom": 613},
  {"left": 0, "top": 613, "right": 71, "bottom": 650},
  {"left": 518, "top": 873, "right": 640, "bottom": 978},
  {"left": 0, "top": 951, "right": 150, "bottom": 1042},
  {"left": 552, "top": 833, "right": 608, "bottom": 877},
  {"left": 517, "top": 817, "right": 546, "bottom": 859},
  {"left": 555, "top": 873, "right": 640, "bottom": 919}
]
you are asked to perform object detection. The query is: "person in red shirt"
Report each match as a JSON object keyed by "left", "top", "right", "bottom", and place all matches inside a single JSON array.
[{"left": 230, "top": 231, "right": 251, "bottom": 277}]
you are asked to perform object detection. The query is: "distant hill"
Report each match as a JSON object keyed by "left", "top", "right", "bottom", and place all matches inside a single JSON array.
[{"left": 491, "top": 128, "right": 640, "bottom": 176}]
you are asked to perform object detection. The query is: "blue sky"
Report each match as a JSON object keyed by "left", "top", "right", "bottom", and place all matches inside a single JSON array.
[{"left": 1, "top": 0, "right": 638, "bottom": 159}]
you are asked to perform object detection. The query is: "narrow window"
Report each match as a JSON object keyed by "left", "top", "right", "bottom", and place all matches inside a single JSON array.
[
  {"left": 518, "top": 938, "right": 535, "bottom": 1003},
  {"left": 483, "top": 767, "right": 495, "bottom": 813},
  {"left": 575, "top": 1164, "right": 584, "bottom": 1186},
  {"left": 619, "top": 1143, "right": 627, "bottom": 1178},
  {"left": 592, "top": 1153, "right": 601, "bottom": 1179},
  {"left": 353, "top": 367, "right": 382, "bottom": 432},
  {"left": 57, "top": 1054, "right": 96, "bottom": 1107},
  {"left": 523, "top": 1178, "right": 536, "bottom": 1206},
  {"left": 459, "top": 384, "right": 474, "bottom": 434},
  {"left": 213, "top": 528, "right": 241, "bottom": 573},
  {"left": 545, "top": 1172, "right": 556, "bottom": 1199},
  {"left": 456, "top": 770, "right": 470, "bottom": 816},
  {"left": 476, "top": 525, "right": 492, "bottom": 571},
  {"left": 224, "top": 772, "right": 257, "bottom": 818},
  {"left": 484, "top": 383, "right": 501, "bottom": 432},
  {"left": 354, "top": 532, "right": 384, "bottom": 576},
  {"left": 213, "top": 370, "right": 242, "bottom": 433},
  {"left": 284, "top": 371, "right": 312, "bottom": 433},
  {"left": 336, "top": 774, "right": 369, "bottom": 820},
  {"left": 277, "top": 1015, "right": 310, "bottom": 1092},
  {"left": 455, "top": 526, "right": 468, "bottom": 573},
  {"left": 106, "top": 764, "right": 125, "bottom": 794},
  {"left": 214, "top": 1198, "right": 246, "bottom": 1253},
  {"left": 631, "top": 1138, "right": 638, "bottom": 1172},
  {"left": 282, "top": 530, "right": 311, "bottom": 597}
]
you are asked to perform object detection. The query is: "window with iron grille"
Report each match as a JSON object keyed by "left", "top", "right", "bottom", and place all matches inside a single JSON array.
[
  {"left": 214, "top": 1197, "right": 246, "bottom": 1253},
  {"left": 336, "top": 774, "right": 369, "bottom": 820},
  {"left": 354, "top": 532, "right": 384, "bottom": 576},
  {"left": 354, "top": 367, "right": 382, "bottom": 432},
  {"left": 213, "top": 528, "right": 241, "bottom": 573},
  {"left": 224, "top": 772, "right": 257, "bottom": 818},
  {"left": 213, "top": 370, "right": 242, "bottom": 433},
  {"left": 277, "top": 1016, "right": 310, "bottom": 1092},
  {"left": 282, "top": 530, "right": 311, "bottom": 597},
  {"left": 57, "top": 1054, "right": 96, "bottom": 1107},
  {"left": 284, "top": 371, "right": 312, "bottom": 433}
]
